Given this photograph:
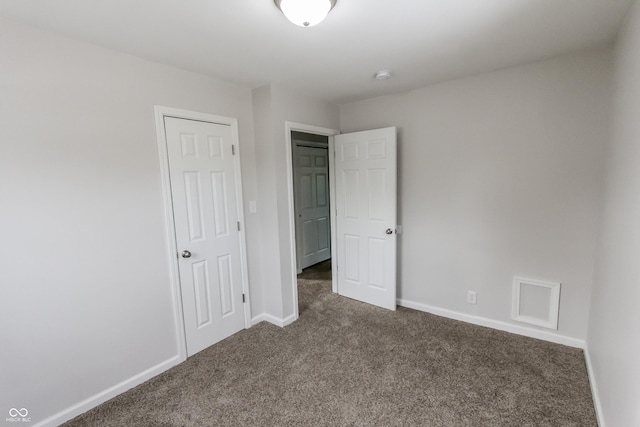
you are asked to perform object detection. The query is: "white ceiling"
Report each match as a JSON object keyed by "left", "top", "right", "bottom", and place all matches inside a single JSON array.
[{"left": 0, "top": 0, "right": 634, "bottom": 103}]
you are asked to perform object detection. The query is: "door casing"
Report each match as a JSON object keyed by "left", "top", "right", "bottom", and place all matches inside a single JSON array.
[{"left": 154, "top": 105, "right": 251, "bottom": 361}]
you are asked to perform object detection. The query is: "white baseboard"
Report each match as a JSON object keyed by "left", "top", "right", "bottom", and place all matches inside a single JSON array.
[
  {"left": 584, "top": 345, "right": 605, "bottom": 427},
  {"left": 251, "top": 312, "right": 297, "bottom": 328},
  {"left": 251, "top": 313, "right": 267, "bottom": 326},
  {"left": 37, "top": 309, "right": 300, "bottom": 426},
  {"left": 397, "top": 298, "right": 585, "bottom": 349},
  {"left": 281, "top": 313, "right": 297, "bottom": 327},
  {"left": 35, "top": 354, "right": 183, "bottom": 427}
]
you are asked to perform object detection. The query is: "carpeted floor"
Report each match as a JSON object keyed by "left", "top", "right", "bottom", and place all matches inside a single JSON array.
[{"left": 64, "top": 259, "right": 596, "bottom": 426}]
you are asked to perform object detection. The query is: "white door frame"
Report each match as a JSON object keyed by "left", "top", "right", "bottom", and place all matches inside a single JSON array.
[
  {"left": 154, "top": 105, "right": 252, "bottom": 361},
  {"left": 285, "top": 122, "right": 340, "bottom": 319}
]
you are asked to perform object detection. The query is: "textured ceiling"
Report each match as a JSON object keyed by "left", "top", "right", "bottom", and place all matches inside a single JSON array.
[{"left": 0, "top": 0, "right": 633, "bottom": 103}]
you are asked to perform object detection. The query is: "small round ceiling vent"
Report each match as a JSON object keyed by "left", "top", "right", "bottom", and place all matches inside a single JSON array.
[{"left": 375, "top": 70, "right": 392, "bottom": 80}]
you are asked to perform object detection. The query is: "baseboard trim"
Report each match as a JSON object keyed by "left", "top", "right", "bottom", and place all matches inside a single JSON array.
[
  {"left": 251, "top": 312, "right": 297, "bottom": 328},
  {"left": 34, "top": 354, "right": 183, "bottom": 427},
  {"left": 281, "top": 313, "right": 296, "bottom": 327},
  {"left": 397, "top": 298, "right": 585, "bottom": 349},
  {"left": 584, "top": 345, "right": 605, "bottom": 427},
  {"left": 251, "top": 313, "right": 267, "bottom": 326}
]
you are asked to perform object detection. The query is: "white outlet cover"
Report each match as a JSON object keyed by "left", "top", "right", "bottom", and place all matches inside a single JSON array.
[{"left": 467, "top": 291, "right": 477, "bottom": 304}]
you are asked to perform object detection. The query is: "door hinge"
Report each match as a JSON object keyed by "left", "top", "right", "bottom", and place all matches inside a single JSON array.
[
  {"left": 237, "top": 221, "right": 241, "bottom": 231},
  {"left": 232, "top": 145, "right": 236, "bottom": 155},
  {"left": 242, "top": 293, "right": 246, "bottom": 303}
]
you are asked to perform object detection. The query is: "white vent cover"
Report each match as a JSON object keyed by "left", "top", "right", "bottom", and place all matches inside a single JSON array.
[{"left": 511, "top": 276, "right": 561, "bottom": 330}]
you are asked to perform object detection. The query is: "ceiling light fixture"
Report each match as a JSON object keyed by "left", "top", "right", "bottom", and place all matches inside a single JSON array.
[{"left": 274, "top": 0, "right": 337, "bottom": 27}]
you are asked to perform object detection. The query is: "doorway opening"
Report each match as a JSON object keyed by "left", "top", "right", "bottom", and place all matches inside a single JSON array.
[
  {"left": 291, "top": 131, "right": 333, "bottom": 314},
  {"left": 292, "top": 131, "right": 331, "bottom": 272},
  {"left": 284, "top": 122, "right": 340, "bottom": 321},
  {"left": 285, "top": 122, "right": 398, "bottom": 319}
]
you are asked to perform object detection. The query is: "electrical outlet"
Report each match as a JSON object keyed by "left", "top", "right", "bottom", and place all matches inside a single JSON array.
[{"left": 467, "top": 291, "right": 477, "bottom": 304}]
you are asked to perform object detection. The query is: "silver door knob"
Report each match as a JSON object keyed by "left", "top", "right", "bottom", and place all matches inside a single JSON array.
[
  {"left": 385, "top": 228, "right": 393, "bottom": 235},
  {"left": 181, "top": 250, "right": 192, "bottom": 258}
]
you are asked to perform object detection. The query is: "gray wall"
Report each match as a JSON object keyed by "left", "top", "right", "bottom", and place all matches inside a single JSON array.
[
  {"left": 588, "top": 0, "right": 640, "bottom": 425},
  {"left": 340, "top": 48, "right": 612, "bottom": 342},
  {"left": 0, "top": 18, "right": 262, "bottom": 425},
  {"left": 252, "top": 84, "right": 339, "bottom": 322}
]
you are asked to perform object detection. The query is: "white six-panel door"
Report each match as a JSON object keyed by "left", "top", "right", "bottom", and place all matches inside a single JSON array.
[
  {"left": 294, "top": 145, "right": 331, "bottom": 270},
  {"left": 164, "top": 117, "right": 245, "bottom": 356},
  {"left": 335, "top": 127, "right": 397, "bottom": 310}
]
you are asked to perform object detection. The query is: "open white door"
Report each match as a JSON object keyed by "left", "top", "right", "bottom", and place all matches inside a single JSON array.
[
  {"left": 335, "top": 127, "right": 397, "bottom": 310},
  {"left": 164, "top": 116, "right": 246, "bottom": 356}
]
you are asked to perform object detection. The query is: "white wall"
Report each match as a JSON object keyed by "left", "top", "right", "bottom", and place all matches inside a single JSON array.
[
  {"left": 588, "top": 0, "right": 640, "bottom": 425},
  {"left": 252, "top": 85, "right": 339, "bottom": 323},
  {"left": 252, "top": 85, "right": 282, "bottom": 318},
  {"left": 340, "top": 48, "right": 612, "bottom": 342},
  {"left": 0, "top": 19, "right": 262, "bottom": 425}
]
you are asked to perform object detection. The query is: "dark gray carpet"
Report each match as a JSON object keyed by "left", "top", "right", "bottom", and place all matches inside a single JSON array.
[{"left": 64, "top": 260, "right": 596, "bottom": 426}]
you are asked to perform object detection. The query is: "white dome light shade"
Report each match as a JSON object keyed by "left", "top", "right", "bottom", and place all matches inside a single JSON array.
[{"left": 276, "top": 0, "right": 335, "bottom": 27}]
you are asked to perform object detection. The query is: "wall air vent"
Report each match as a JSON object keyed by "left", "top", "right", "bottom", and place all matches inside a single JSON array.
[{"left": 511, "top": 276, "right": 561, "bottom": 330}]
